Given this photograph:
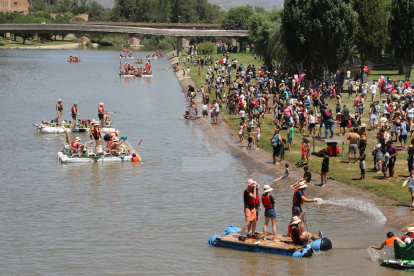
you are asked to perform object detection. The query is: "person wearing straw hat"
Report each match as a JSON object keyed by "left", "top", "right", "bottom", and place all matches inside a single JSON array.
[
  {"left": 402, "top": 227, "right": 414, "bottom": 244},
  {"left": 239, "top": 179, "right": 259, "bottom": 242},
  {"left": 71, "top": 137, "right": 85, "bottom": 156},
  {"left": 292, "top": 181, "right": 319, "bottom": 232},
  {"left": 287, "top": 216, "right": 320, "bottom": 245},
  {"left": 261, "top": 185, "right": 279, "bottom": 242}
]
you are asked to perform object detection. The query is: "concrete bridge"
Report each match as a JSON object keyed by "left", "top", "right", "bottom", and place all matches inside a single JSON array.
[
  {"left": 0, "top": 23, "right": 249, "bottom": 55},
  {"left": 70, "top": 21, "right": 221, "bottom": 30}
]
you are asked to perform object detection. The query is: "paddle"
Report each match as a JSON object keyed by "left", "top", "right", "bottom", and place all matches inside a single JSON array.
[
  {"left": 132, "top": 139, "right": 143, "bottom": 164},
  {"left": 106, "top": 111, "right": 121, "bottom": 114}
]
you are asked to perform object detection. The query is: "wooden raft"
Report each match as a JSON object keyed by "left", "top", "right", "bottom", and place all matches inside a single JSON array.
[{"left": 216, "top": 231, "right": 303, "bottom": 256}]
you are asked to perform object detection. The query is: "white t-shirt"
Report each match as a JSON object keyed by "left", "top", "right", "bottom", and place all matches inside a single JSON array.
[
  {"left": 383, "top": 103, "right": 388, "bottom": 114},
  {"left": 407, "top": 108, "right": 414, "bottom": 118},
  {"left": 215, "top": 103, "right": 220, "bottom": 112},
  {"left": 347, "top": 70, "right": 351, "bottom": 78},
  {"left": 203, "top": 104, "right": 208, "bottom": 111},
  {"left": 239, "top": 110, "right": 246, "bottom": 118},
  {"left": 370, "top": 84, "right": 377, "bottom": 94}
]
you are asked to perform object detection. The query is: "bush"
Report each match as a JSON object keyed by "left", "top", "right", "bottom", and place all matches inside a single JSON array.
[
  {"left": 72, "top": 38, "right": 82, "bottom": 43},
  {"left": 85, "top": 41, "right": 92, "bottom": 47},
  {"left": 157, "top": 40, "right": 173, "bottom": 49}
]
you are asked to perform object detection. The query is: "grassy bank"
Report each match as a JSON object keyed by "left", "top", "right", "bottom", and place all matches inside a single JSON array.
[
  {"left": 0, "top": 37, "right": 76, "bottom": 48},
  {"left": 186, "top": 52, "right": 410, "bottom": 205}
]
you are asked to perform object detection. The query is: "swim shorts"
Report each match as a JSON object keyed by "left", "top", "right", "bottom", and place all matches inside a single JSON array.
[
  {"left": 98, "top": 114, "right": 104, "bottom": 120},
  {"left": 265, "top": 208, "right": 276, "bottom": 218},
  {"left": 281, "top": 174, "right": 288, "bottom": 179},
  {"left": 245, "top": 208, "right": 256, "bottom": 222}
]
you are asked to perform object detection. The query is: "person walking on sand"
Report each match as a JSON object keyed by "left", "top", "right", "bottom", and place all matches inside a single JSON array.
[
  {"left": 270, "top": 128, "right": 282, "bottom": 165},
  {"left": 239, "top": 179, "right": 259, "bottom": 242},
  {"left": 262, "top": 185, "right": 279, "bottom": 242}
]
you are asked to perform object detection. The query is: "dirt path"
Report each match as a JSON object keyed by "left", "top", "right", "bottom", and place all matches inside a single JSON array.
[{"left": 170, "top": 57, "right": 414, "bottom": 231}]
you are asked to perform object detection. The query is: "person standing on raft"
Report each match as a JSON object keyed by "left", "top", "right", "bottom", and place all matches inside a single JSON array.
[
  {"left": 98, "top": 102, "right": 109, "bottom": 126},
  {"left": 292, "top": 181, "right": 320, "bottom": 232},
  {"left": 239, "top": 179, "right": 259, "bottom": 242},
  {"left": 262, "top": 185, "right": 279, "bottom": 242},
  {"left": 71, "top": 101, "right": 82, "bottom": 129},
  {"left": 288, "top": 216, "right": 320, "bottom": 245},
  {"left": 92, "top": 122, "right": 101, "bottom": 155},
  {"left": 56, "top": 99, "right": 63, "bottom": 126},
  {"left": 370, "top": 232, "right": 405, "bottom": 250}
]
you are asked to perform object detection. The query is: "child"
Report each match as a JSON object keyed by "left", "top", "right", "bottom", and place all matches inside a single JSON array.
[
  {"left": 256, "top": 124, "right": 261, "bottom": 150},
  {"left": 242, "top": 121, "right": 246, "bottom": 141},
  {"left": 381, "top": 148, "right": 390, "bottom": 180},
  {"left": 321, "top": 149, "right": 329, "bottom": 187},
  {"left": 238, "top": 122, "right": 244, "bottom": 145},
  {"left": 273, "top": 163, "right": 290, "bottom": 182},
  {"left": 247, "top": 127, "right": 254, "bottom": 150},
  {"left": 300, "top": 137, "right": 307, "bottom": 165},
  {"left": 359, "top": 147, "right": 366, "bottom": 180},
  {"left": 239, "top": 107, "right": 246, "bottom": 122},
  {"left": 289, "top": 166, "right": 311, "bottom": 188},
  {"left": 280, "top": 138, "right": 286, "bottom": 162},
  {"left": 305, "top": 138, "right": 311, "bottom": 165},
  {"left": 198, "top": 67, "right": 201, "bottom": 77},
  {"left": 287, "top": 122, "right": 294, "bottom": 150}
]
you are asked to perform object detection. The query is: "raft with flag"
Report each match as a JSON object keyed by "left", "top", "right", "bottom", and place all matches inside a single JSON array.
[{"left": 209, "top": 226, "right": 332, "bottom": 258}]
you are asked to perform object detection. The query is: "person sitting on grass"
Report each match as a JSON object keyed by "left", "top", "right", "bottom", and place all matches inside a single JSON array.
[
  {"left": 274, "top": 163, "right": 289, "bottom": 182},
  {"left": 288, "top": 216, "right": 320, "bottom": 245}
]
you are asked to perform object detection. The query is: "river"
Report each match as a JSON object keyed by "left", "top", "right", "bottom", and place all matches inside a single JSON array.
[{"left": 0, "top": 48, "right": 404, "bottom": 275}]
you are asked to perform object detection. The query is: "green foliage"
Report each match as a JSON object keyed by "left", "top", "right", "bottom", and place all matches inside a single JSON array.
[
  {"left": 353, "top": 0, "right": 387, "bottom": 77},
  {"left": 139, "top": 35, "right": 176, "bottom": 48},
  {"left": 85, "top": 41, "right": 92, "bottom": 47},
  {"left": 221, "top": 6, "right": 254, "bottom": 30},
  {"left": 389, "top": 0, "right": 414, "bottom": 79},
  {"left": 198, "top": 41, "right": 215, "bottom": 54},
  {"left": 95, "top": 34, "right": 128, "bottom": 46}
]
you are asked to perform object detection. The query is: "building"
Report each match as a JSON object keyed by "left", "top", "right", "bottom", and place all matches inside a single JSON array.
[{"left": 0, "top": 0, "right": 29, "bottom": 14}]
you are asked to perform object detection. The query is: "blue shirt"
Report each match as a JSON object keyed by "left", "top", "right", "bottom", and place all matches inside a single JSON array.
[{"left": 401, "top": 122, "right": 408, "bottom": 135}]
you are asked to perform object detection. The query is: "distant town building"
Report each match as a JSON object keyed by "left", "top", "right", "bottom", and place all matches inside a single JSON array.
[
  {"left": 0, "top": 0, "right": 29, "bottom": 14},
  {"left": 49, "top": 13, "right": 89, "bottom": 22}
]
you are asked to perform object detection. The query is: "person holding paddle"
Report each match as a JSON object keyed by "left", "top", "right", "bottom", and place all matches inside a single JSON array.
[{"left": 98, "top": 102, "right": 110, "bottom": 126}]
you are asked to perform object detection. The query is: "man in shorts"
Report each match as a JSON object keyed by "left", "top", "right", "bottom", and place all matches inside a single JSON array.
[
  {"left": 292, "top": 181, "right": 319, "bottom": 232},
  {"left": 239, "top": 179, "right": 259, "bottom": 241},
  {"left": 340, "top": 105, "right": 349, "bottom": 136},
  {"left": 347, "top": 127, "right": 360, "bottom": 163},
  {"left": 213, "top": 100, "right": 220, "bottom": 124}
]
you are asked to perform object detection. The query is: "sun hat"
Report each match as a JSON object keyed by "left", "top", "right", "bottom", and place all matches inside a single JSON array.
[
  {"left": 58, "top": 99, "right": 62, "bottom": 102},
  {"left": 263, "top": 185, "right": 273, "bottom": 193},
  {"left": 298, "top": 181, "right": 308, "bottom": 189},
  {"left": 360, "top": 123, "right": 367, "bottom": 127},
  {"left": 380, "top": 117, "right": 387, "bottom": 123},
  {"left": 291, "top": 216, "right": 302, "bottom": 224},
  {"left": 75, "top": 137, "right": 81, "bottom": 141},
  {"left": 247, "top": 179, "right": 257, "bottom": 187},
  {"left": 99, "top": 102, "right": 104, "bottom": 106},
  {"left": 405, "top": 227, "right": 414, "bottom": 234}
]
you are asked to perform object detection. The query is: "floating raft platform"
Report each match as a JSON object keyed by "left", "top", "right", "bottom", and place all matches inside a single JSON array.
[{"left": 209, "top": 226, "right": 332, "bottom": 258}]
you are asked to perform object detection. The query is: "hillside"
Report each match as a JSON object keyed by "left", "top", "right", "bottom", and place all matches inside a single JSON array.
[{"left": 95, "top": 0, "right": 284, "bottom": 10}]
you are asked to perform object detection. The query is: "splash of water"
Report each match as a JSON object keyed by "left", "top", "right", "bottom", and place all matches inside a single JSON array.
[
  {"left": 315, "top": 198, "right": 387, "bottom": 226},
  {"left": 367, "top": 247, "right": 380, "bottom": 261}
]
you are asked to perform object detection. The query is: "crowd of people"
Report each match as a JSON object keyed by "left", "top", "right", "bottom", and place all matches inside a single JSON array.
[
  {"left": 68, "top": 55, "right": 80, "bottom": 62},
  {"left": 120, "top": 61, "right": 152, "bottom": 76},
  {"left": 119, "top": 49, "right": 133, "bottom": 58}
]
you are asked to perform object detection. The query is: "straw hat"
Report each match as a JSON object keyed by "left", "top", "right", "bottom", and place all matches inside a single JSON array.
[
  {"left": 291, "top": 216, "right": 302, "bottom": 224},
  {"left": 99, "top": 102, "right": 104, "bottom": 106},
  {"left": 360, "top": 123, "right": 367, "bottom": 128},
  {"left": 263, "top": 185, "right": 273, "bottom": 193},
  {"left": 247, "top": 179, "right": 256, "bottom": 187},
  {"left": 298, "top": 181, "right": 308, "bottom": 189},
  {"left": 405, "top": 227, "right": 414, "bottom": 234},
  {"left": 58, "top": 99, "right": 62, "bottom": 102},
  {"left": 380, "top": 117, "right": 388, "bottom": 123},
  {"left": 75, "top": 137, "right": 81, "bottom": 141}
]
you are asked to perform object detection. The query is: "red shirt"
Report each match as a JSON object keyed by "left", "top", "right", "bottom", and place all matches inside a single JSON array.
[
  {"left": 219, "top": 59, "right": 223, "bottom": 65},
  {"left": 405, "top": 81, "right": 410, "bottom": 88}
]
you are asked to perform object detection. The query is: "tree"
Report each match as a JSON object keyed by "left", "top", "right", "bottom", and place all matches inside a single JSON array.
[
  {"left": 389, "top": 0, "right": 414, "bottom": 80},
  {"left": 249, "top": 12, "right": 274, "bottom": 66},
  {"left": 353, "top": 0, "right": 387, "bottom": 79},
  {"left": 281, "top": 0, "right": 311, "bottom": 73},
  {"left": 307, "top": 0, "right": 357, "bottom": 81},
  {"left": 220, "top": 6, "right": 254, "bottom": 30}
]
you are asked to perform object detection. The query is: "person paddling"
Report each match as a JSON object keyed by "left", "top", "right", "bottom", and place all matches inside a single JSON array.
[
  {"left": 288, "top": 216, "right": 320, "bottom": 245},
  {"left": 370, "top": 232, "right": 405, "bottom": 250},
  {"left": 56, "top": 99, "right": 63, "bottom": 126},
  {"left": 239, "top": 179, "right": 259, "bottom": 242},
  {"left": 292, "top": 181, "right": 319, "bottom": 232},
  {"left": 262, "top": 185, "right": 279, "bottom": 242}
]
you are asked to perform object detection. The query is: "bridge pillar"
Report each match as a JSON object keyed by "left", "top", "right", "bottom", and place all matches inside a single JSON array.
[
  {"left": 176, "top": 37, "right": 183, "bottom": 56},
  {"left": 128, "top": 34, "right": 145, "bottom": 47}
]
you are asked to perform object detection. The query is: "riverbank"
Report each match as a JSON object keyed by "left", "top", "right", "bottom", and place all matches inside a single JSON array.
[
  {"left": 0, "top": 37, "right": 80, "bottom": 49},
  {"left": 169, "top": 51, "right": 414, "bottom": 231}
]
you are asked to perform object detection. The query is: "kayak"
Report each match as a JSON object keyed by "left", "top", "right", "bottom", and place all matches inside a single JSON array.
[{"left": 209, "top": 226, "right": 332, "bottom": 258}]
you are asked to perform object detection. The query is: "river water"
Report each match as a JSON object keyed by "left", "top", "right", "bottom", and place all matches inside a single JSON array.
[{"left": 0, "top": 49, "right": 405, "bottom": 275}]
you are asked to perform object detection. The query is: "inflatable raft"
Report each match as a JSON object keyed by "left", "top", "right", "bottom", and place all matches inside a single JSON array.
[
  {"left": 119, "top": 74, "right": 135, "bottom": 78},
  {"left": 34, "top": 120, "right": 115, "bottom": 134},
  {"left": 135, "top": 74, "right": 153, "bottom": 78},
  {"left": 119, "top": 56, "right": 134, "bottom": 59},
  {"left": 68, "top": 60, "right": 81, "bottom": 63},
  {"left": 209, "top": 226, "right": 332, "bottom": 258},
  {"left": 380, "top": 242, "right": 414, "bottom": 271}
]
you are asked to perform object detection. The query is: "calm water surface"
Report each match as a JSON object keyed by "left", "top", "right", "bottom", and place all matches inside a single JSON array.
[{"left": 0, "top": 49, "right": 404, "bottom": 275}]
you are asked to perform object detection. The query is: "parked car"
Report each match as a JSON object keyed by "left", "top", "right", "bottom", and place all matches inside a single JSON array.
[{"left": 342, "top": 65, "right": 370, "bottom": 78}]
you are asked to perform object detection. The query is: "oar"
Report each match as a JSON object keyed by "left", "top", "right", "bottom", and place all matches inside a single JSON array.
[
  {"left": 106, "top": 111, "right": 121, "bottom": 114},
  {"left": 132, "top": 139, "right": 143, "bottom": 154}
]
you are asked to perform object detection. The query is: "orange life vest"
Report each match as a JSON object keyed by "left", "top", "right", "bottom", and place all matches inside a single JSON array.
[
  {"left": 132, "top": 156, "right": 140, "bottom": 162},
  {"left": 385, "top": 236, "right": 396, "bottom": 245}
]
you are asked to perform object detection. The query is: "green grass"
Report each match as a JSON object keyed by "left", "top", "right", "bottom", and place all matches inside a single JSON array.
[
  {"left": 186, "top": 52, "right": 411, "bottom": 205},
  {"left": 0, "top": 37, "right": 75, "bottom": 48}
]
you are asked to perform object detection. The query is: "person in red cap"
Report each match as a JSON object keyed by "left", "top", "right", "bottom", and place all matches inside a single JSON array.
[{"left": 239, "top": 179, "right": 259, "bottom": 242}]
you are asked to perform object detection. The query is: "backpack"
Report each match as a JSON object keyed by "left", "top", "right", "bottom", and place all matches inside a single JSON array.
[
  {"left": 271, "top": 134, "right": 280, "bottom": 147},
  {"left": 325, "top": 109, "right": 331, "bottom": 118},
  {"left": 348, "top": 83, "right": 353, "bottom": 90}
]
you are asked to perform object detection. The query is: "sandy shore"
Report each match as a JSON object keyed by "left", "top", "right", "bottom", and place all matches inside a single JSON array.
[
  {"left": 0, "top": 43, "right": 80, "bottom": 50},
  {"left": 169, "top": 54, "right": 414, "bottom": 231}
]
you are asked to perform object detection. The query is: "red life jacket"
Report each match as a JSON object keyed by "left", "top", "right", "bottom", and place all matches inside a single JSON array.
[
  {"left": 71, "top": 141, "right": 79, "bottom": 149},
  {"left": 288, "top": 223, "right": 301, "bottom": 243},
  {"left": 248, "top": 195, "right": 255, "bottom": 205},
  {"left": 71, "top": 106, "right": 77, "bottom": 114},
  {"left": 262, "top": 194, "right": 273, "bottom": 209},
  {"left": 293, "top": 189, "right": 304, "bottom": 205},
  {"left": 93, "top": 126, "right": 100, "bottom": 138},
  {"left": 255, "top": 195, "right": 260, "bottom": 205}
]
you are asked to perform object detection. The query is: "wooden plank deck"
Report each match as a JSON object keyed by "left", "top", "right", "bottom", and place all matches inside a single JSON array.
[{"left": 216, "top": 231, "right": 303, "bottom": 255}]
